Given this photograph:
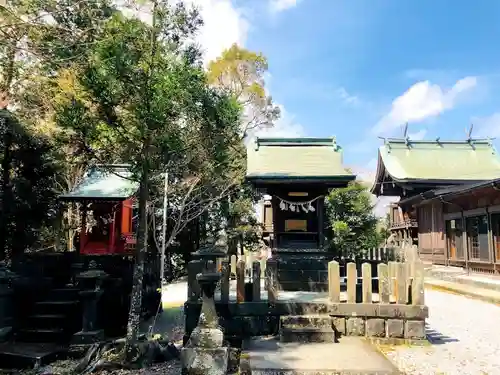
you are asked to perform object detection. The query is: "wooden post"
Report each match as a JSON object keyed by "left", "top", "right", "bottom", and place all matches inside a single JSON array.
[
  {"left": 236, "top": 259, "right": 245, "bottom": 303},
  {"left": 220, "top": 259, "right": 230, "bottom": 303},
  {"left": 378, "top": 263, "right": 390, "bottom": 304},
  {"left": 328, "top": 260, "right": 340, "bottom": 302},
  {"left": 396, "top": 262, "right": 407, "bottom": 304},
  {"left": 252, "top": 261, "right": 261, "bottom": 302},
  {"left": 346, "top": 262, "right": 356, "bottom": 303},
  {"left": 260, "top": 256, "right": 267, "bottom": 278},
  {"left": 230, "top": 255, "right": 237, "bottom": 277},
  {"left": 412, "top": 260, "right": 425, "bottom": 305},
  {"left": 266, "top": 259, "right": 278, "bottom": 303},
  {"left": 362, "top": 262, "right": 372, "bottom": 303},
  {"left": 388, "top": 261, "right": 397, "bottom": 301}
]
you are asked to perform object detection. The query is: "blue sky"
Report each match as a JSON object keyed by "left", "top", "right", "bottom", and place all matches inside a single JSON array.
[
  {"left": 204, "top": 0, "right": 499, "bottom": 179},
  {"left": 195, "top": 0, "right": 500, "bottom": 184}
]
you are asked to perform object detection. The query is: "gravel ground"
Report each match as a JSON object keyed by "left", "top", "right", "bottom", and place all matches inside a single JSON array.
[{"left": 381, "top": 289, "right": 500, "bottom": 375}]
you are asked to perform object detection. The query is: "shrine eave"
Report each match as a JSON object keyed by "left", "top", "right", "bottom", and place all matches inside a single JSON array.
[{"left": 246, "top": 174, "right": 355, "bottom": 187}]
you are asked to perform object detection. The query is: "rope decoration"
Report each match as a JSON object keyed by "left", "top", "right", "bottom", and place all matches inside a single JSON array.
[{"left": 275, "top": 195, "right": 322, "bottom": 213}]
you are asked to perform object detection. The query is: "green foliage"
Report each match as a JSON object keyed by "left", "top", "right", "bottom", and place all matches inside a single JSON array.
[
  {"left": 0, "top": 110, "right": 59, "bottom": 262},
  {"left": 326, "top": 181, "right": 384, "bottom": 255}
]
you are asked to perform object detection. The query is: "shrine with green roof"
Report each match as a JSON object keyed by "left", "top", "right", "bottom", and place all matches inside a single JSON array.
[
  {"left": 371, "top": 137, "right": 500, "bottom": 198},
  {"left": 246, "top": 137, "right": 355, "bottom": 250}
]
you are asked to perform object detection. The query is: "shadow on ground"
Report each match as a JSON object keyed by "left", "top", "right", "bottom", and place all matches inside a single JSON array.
[
  {"left": 425, "top": 323, "right": 459, "bottom": 345},
  {"left": 141, "top": 305, "right": 185, "bottom": 343}
]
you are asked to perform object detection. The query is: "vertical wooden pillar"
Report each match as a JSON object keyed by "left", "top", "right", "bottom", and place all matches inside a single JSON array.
[
  {"left": 317, "top": 196, "right": 324, "bottom": 248},
  {"left": 271, "top": 194, "right": 279, "bottom": 248},
  {"left": 109, "top": 206, "right": 117, "bottom": 253},
  {"left": 80, "top": 201, "right": 88, "bottom": 254}
]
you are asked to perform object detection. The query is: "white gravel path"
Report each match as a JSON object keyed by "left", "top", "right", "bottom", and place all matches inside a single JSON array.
[{"left": 383, "top": 289, "right": 500, "bottom": 375}]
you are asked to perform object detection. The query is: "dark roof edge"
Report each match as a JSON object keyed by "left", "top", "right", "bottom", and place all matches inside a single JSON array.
[
  {"left": 399, "top": 178, "right": 500, "bottom": 206},
  {"left": 381, "top": 138, "right": 495, "bottom": 145},
  {"left": 246, "top": 174, "right": 356, "bottom": 181},
  {"left": 58, "top": 195, "right": 131, "bottom": 202}
]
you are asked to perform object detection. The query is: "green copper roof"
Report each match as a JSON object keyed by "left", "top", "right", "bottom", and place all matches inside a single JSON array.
[
  {"left": 373, "top": 139, "right": 500, "bottom": 187},
  {"left": 59, "top": 164, "right": 138, "bottom": 201},
  {"left": 246, "top": 137, "right": 354, "bottom": 180}
]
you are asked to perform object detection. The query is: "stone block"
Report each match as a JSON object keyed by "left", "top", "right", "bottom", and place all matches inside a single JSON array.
[
  {"left": 331, "top": 317, "right": 346, "bottom": 335},
  {"left": 346, "top": 317, "right": 365, "bottom": 336},
  {"left": 386, "top": 319, "right": 404, "bottom": 338},
  {"left": 188, "top": 327, "right": 224, "bottom": 348},
  {"left": 181, "top": 347, "right": 228, "bottom": 375},
  {"left": 404, "top": 320, "right": 426, "bottom": 339},
  {"left": 366, "top": 318, "right": 385, "bottom": 337}
]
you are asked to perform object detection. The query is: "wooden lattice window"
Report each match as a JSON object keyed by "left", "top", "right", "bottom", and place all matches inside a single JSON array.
[{"left": 466, "top": 215, "right": 489, "bottom": 261}]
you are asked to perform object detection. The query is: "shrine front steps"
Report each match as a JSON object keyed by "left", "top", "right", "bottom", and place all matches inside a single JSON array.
[
  {"left": 15, "top": 287, "right": 81, "bottom": 344},
  {"left": 279, "top": 315, "right": 337, "bottom": 343}
]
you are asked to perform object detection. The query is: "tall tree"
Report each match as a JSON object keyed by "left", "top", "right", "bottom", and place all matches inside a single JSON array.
[
  {"left": 53, "top": 1, "right": 243, "bottom": 356},
  {"left": 207, "top": 45, "right": 280, "bottom": 255},
  {"left": 326, "top": 181, "right": 384, "bottom": 256},
  {"left": 207, "top": 43, "right": 280, "bottom": 138}
]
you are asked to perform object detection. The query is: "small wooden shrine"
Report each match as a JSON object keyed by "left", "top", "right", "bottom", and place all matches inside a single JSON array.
[
  {"left": 247, "top": 137, "right": 355, "bottom": 249},
  {"left": 58, "top": 164, "right": 139, "bottom": 254}
]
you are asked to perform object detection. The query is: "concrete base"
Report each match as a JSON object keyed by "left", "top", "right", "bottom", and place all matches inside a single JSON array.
[
  {"left": 71, "top": 329, "right": 104, "bottom": 345},
  {"left": 181, "top": 347, "right": 229, "bottom": 375},
  {"left": 244, "top": 336, "right": 401, "bottom": 375}
]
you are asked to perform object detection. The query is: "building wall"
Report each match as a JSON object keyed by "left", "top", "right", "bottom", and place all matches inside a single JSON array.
[
  {"left": 417, "top": 201, "right": 446, "bottom": 264},
  {"left": 418, "top": 185, "right": 500, "bottom": 274}
]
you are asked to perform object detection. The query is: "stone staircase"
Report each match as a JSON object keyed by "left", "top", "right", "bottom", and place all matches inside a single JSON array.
[
  {"left": 279, "top": 315, "right": 338, "bottom": 343},
  {"left": 0, "top": 286, "right": 82, "bottom": 368},
  {"left": 16, "top": 287, "right": 81, "bottom": 344}
]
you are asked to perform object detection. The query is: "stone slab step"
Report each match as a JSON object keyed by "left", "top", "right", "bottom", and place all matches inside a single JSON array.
[
  {"left": 48, "top": 288, "right": 80, "bottom": 300},
  {"left": 244, "top": 336, "right": 401, "bottom": 374},
  {"left": 0, "top": 342, "right": 66, "bottom": 369},
  {"left": 280, "top": 315, "right": 332, "bottom": 329},
  {"left": 279, "top": 327, "right": 336, "bottom": 343},
  {"left": 27, "top": 314, "right": 71, "bottom": 330},
  {"left": 16, "top": 328, "right": 67, "bottom": 344},
  {"left": 33, "top": 300, "right": 80, "bottom": 315}
]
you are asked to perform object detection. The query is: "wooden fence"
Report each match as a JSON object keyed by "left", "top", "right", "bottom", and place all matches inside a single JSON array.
[
  {"left": 327, "top": 260, "right": 425, "bottom": 305},
  {"left": 188, "top": 256, "right": 425, "bottom": 306}
]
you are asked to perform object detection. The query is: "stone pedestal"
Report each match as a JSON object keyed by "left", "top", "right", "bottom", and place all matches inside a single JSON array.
[
  {"left": 72, "top": 261, "right": 108, "bottom": 345},
  {"left": 182, "top": 272, "right": 229, "bottom": 375}
]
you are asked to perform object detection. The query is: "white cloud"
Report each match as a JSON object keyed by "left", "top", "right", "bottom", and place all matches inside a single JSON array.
[
  {"left": 474, "top": 113, "right": 500, "bottom": 138},
  {"left": 408, "top": 129, "right": 427, "bottom": 140},
  {"left": 251, "top": 104, "right": 304, "bottom": 138},
  {"left": 373, "top": 76, "right": 477, "bottom": 135},
  {"left": 336, "top": 87, "right": 360, "bottom": 106},
  {"left": 269, "top": 0, "right": 301, "bottom": 12},
  {"left": 186, "top": 0, "right": 249, "bottom": 64}
]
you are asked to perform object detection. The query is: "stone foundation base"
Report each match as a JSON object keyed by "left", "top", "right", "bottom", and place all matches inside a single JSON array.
[
  {"left": 181, "top": 347, "right": 229, "bottom": 375},
  {"left": 332, "top": 317, "right": 426, "bottom": 340}
]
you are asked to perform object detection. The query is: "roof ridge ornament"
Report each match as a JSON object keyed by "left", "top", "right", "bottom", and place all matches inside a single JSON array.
[{"left": 331, "top": 136, "right": 338, "bottom": 151}]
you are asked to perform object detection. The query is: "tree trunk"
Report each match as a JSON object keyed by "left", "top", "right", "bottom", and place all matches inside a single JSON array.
[
  {"left": 125, "top": 151, "right": 149, "bottom": 360},
  {"left": 0, "top": 113, "right": 13, "bottom": 263}
]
